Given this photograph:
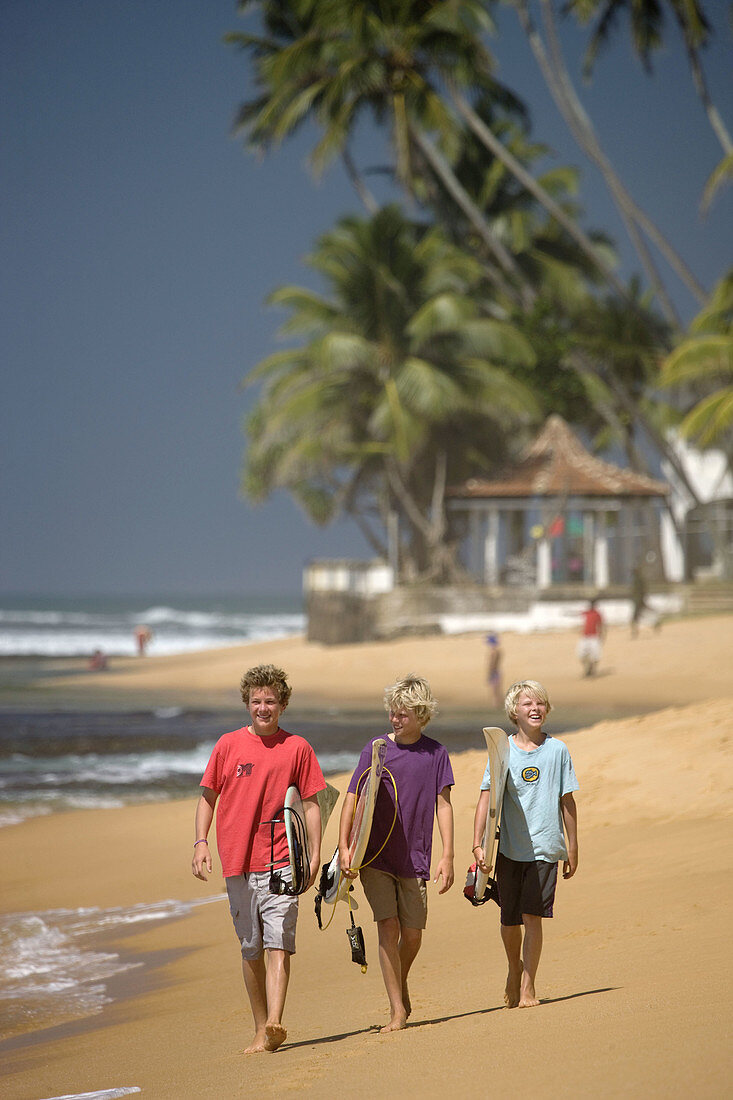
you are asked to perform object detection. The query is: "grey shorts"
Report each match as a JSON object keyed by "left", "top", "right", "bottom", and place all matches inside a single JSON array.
[
  {"left": 225, "top": 870, "right": 298, "bottom": 959},
  {"left": 359, "top": 866, "right": 428, "bottom": 929},
  {"left": 496, "top": 853, "right": 558, "bottom": 926}
]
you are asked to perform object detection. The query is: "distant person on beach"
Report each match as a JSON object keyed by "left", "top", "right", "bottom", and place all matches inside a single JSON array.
[
  {"left": 134, "top": 624, "right": 152, "bottom": 656},
  {"left": 473, "top": 679, "right": 578, "bottom": 1009},
  {"left": 577, "top": 599, "right": 605, "bottom": 677},
  {"left": 486, "top": 632, "right": 503, "bottom": 707},
  {"left": 338, "top": 675, "right": 454, "bottom": 1033},
  {"left": 87, "top": 649, "right": 108, "bottom": 671},
  {"left": 192, "top": 664, "right": 325, "bottom": 1054},
  {"left": 630, "top": 565, "right": 660, "bottom": 636}
]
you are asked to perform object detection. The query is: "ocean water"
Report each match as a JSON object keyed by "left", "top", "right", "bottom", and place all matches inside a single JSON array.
[
  {"left": 0, "top": 896, "right": 224, "bottom": 1045},
  {"left": 0, "top": 593, "right": 305, "bottom": 658},
  {"left": 0, "top": 594, "right": 319, "bottom": 824}
]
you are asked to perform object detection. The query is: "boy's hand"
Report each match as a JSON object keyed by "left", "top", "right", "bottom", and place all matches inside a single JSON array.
[
  {"left": 338, "top": 845, "right": 358, "bottom": 879},
  {"left": 434, "top": 856, "right": 454, "bottom": 894},
  {"left": 563, "top": 850, "right": 578, "bottom": 879},
  {"left": 192, "top": 842, "right": 212, "bottom": 881},
  {"left": 474, "top": 845, "right": 489, "bottom": 874}
]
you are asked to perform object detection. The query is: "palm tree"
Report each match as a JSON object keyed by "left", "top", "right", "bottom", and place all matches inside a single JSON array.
[
  {"left": 660, "top": 270, "right": 733, "bottom": 451},
  {"left": 509, "top": 0, "right": 710, "bottom": 324},
  {"left": 241, "top": 206, "right": 540, "bottom": 578},
  {"left": 230, "top": 2, "right": 706, "bottom": 510},
  {"left": 227, "top": 0, "right": 638, "bottom": 308},
  {"left": 566, "top": 0, "right": 732, "bottom": 155}
]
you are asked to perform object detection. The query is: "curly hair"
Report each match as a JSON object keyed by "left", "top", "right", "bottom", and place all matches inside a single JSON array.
[
  {"left": 504, "top": 679, "right": 552, "bottom": 725},
  {"left": 384, "top": 674, "right": 437, "bottom": 728},
  {"left": 239, "top": 664, "right": 292, "bottom": 707}
]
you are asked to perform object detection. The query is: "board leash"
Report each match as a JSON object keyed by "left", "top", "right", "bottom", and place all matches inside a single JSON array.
[
  {"left": 266, "top": 804, "right": 310, "bottom": 897},
  {"left": 315, "top": 764, "right": 398, "bottom": 940},
  {"left": 342, "top": 764, "right": 398, "bottom": 972}
]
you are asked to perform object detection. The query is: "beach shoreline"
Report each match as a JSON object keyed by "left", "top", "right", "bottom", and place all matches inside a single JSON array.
[{"left": 1, "top": 615, "right": 732, "bottom": 1098}]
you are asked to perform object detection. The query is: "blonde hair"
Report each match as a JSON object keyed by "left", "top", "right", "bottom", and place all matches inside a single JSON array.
[
  {"left": 504, "top": 679, "right": 552, "bottom": 725},
  {"left": 240, "top": 664, "right": 292, "bottom": 707},
  {"left": 384, "top": 674, "right": 437, "bottom": 728}
]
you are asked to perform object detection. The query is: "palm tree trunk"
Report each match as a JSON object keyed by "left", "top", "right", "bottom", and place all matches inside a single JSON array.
[
  {"left": 575, "top": 353, "right": 703, "bottom": 508},
  {"left": 685, "top": 43, "right": 733, "bottom": 156},
  {"left": 512, "top": 0, "right": 707, "bottom": 310},
  {"left": 341, "top": 147, "right": 379, "bottom": 214},
  {"left": 447, "top": 83, "right": 638, "bottom": 307},
  {"left": 408, "top": 124, "right": 534, "bottom": 310}
]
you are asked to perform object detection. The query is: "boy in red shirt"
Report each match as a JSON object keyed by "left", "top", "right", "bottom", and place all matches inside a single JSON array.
[
  {"left": 192, "top": 664, "right": 325, "bottom": 1054},
  {"left": 577, "top": 598, "right": 605, "bottom": 677}
]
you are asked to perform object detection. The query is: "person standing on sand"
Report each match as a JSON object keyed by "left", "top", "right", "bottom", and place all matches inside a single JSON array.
[
  {"left": 338, "top": 675, "right": 454, "bottom": 1033},
  {"left": 473, "top": 679, "right": 578, "bottom": 1009},
  {"left": 486, "top": 632, "right": 503, "bottom": 707},
  {"left": 134, "top": 624, "right": 152, "bottom": 656},
  {"left": 630, "top": 565, "right": 660, "bottom": 636},
  {"left": 577, "top": 598, "right": 604, "bottom": 677},
  {"left": 192, "top": 664, "right": 325, "bottom": 1054}
]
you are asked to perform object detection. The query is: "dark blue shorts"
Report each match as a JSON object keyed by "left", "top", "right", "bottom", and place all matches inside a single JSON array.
[{"left": 496, "top": 853, "right": 558, "bottom": 926}]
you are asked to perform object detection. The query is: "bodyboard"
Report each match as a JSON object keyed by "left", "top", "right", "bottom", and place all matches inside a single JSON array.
[
  {"left": 475, "top": 726, "right": 510, "bottom": 900},
  {"left": 317, "top": 782, "right": 340, "bottom": 835},
  {"left": 322, "top": 737, "right": 388, "bottom": 906},
  {"left": 284, "top": 782, "right": 340, "bottom": 890},
  {"left": 284, "top": 786, "right": 308, "bottom": 893}
]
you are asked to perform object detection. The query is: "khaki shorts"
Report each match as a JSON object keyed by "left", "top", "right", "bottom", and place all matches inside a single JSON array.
[
  {"left": 359, "top": 866, "right": 428, "bottom": 929},
  {"left": 226, "top": 870, "right": 298, "bottom": 959}
]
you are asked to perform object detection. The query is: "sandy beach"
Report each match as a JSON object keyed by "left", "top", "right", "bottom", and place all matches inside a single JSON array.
[{"left": 2, "top": 614, "right": 732, "bottom": 1098}]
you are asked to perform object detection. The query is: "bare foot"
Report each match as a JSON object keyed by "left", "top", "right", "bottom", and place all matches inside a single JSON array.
[
  {"left": 380, "top": 1014, "right": 407, "bottom": 1033},
  {"left": 402, "top": 983, "right": 412, "bottom": 1019},
  {"left": 242, "top": 1030, "right": 267, "bottom": 1054},
  {"left": 518, "top": 978, "right": 540, "bottom": 1008},
  {"left": 504, "top": 967, "right": 521, "bottom": 1009},
  {"left": 264, "top": 1023, "right": 287, "bottom": 1052}
]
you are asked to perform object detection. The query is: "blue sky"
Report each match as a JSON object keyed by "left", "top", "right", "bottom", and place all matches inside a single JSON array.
[{"left": 1, "top": 1, "right": 731, "bottom": 597}]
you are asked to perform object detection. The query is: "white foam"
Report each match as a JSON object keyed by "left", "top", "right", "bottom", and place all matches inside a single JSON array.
[
  {"left": 40, "top": 1089, "right": 141, "bottom": 1099},
  {"left": 0, "top": 600, "right": 305, "bottom": 656},
  {"left": 0, "top": 897, "right": 225, "bottom": 1037}
]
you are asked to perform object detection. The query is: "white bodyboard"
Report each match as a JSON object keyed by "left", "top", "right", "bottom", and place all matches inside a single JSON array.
[
  {"left": 475, "top": 726, "right": 510, "bottom": 900},
  {"left": 322, "top": 737, "right": 388, "bottom": 906},
  {"left": 284, "top": 782, "right": 340, "bottom": 891}
]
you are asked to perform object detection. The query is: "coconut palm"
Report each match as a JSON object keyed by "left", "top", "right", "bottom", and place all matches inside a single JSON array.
[
  {"left": 227, "top": 0, "right": 637, "bottom": 307},
  {"left": 241, "top": 205, "right": 540, "bottom": 577},
  {"left": 660, "top": 271, "right": 733, "bottom": 451},
  {"left": 508, "top": 0, "right": 710, "bottom": 324},
  {"left": 566, "top": 0, "right": 732, "bottom": 155}
]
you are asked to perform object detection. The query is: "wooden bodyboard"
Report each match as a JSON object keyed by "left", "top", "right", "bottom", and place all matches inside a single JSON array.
[
  {"left": 322, "top": 737, "right": 388, "bottom": 907},
  {"left": 475, "top": 726, "right": 510, "bottom": 900}
]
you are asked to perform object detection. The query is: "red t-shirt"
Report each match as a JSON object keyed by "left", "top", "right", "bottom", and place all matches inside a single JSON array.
[
  {"left": 581, "top": 608, "right": 603, "bottom": 637},
  {"left": 201, "top": 726, "right": 325, "bottom": 877}
]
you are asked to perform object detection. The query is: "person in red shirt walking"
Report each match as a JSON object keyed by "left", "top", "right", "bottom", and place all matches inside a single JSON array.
[
  {"left": 191, "top": 664, "right": 325, "bottom": 1054},
  {"left": 577, "top": 598, "right": 605, "bottom": 677}
]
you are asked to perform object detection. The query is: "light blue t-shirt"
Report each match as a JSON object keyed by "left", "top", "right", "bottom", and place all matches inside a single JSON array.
[{"left": 481, "top": 734, "right": 578, "bottom": 863}]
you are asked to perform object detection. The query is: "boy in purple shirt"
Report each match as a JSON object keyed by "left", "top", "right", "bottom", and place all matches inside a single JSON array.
[{"left": 338, "top": 675, "right": 454, "bottom": 1032}]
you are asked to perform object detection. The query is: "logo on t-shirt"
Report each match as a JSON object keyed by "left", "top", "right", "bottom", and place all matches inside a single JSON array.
[
  {"left": 521, "top": 766, "right": 540, "bottom": 783},
  {"left": 236, "top": 763, "right": 254, "bottom": 778}
]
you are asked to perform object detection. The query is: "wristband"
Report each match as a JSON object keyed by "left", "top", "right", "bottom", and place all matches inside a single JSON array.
[
  {"left": 193, "top": 839, "right": 209, "bottom": 847},
  {"left": 472, "top": 845, "right": 481, "bottom": 852}
]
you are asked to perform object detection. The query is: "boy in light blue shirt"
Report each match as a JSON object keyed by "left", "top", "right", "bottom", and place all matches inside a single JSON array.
[{"left": 473, "top": 679, "right": 578, "bottom": 1008}]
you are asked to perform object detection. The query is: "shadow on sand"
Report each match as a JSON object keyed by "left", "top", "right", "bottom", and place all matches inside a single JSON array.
[{"left": 282, "top": 987, "right": 617, "bottom": 1051}]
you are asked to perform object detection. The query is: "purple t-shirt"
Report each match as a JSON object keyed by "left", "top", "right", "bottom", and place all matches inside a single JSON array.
[{"left": 347, "top": 734, "right": 454, "bottom": 879}]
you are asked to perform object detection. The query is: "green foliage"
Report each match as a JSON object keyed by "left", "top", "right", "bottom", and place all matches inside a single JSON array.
[
  {"left": 660, "top": 271, "right": 733, "bottom": 448},
  {"left": 241, "top": 205, "right": 540, "bottom": 574}
]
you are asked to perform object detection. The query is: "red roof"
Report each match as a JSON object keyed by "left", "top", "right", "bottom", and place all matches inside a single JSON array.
[{"left": 449, "top": 415, "right": 669, "bottom": 500}]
